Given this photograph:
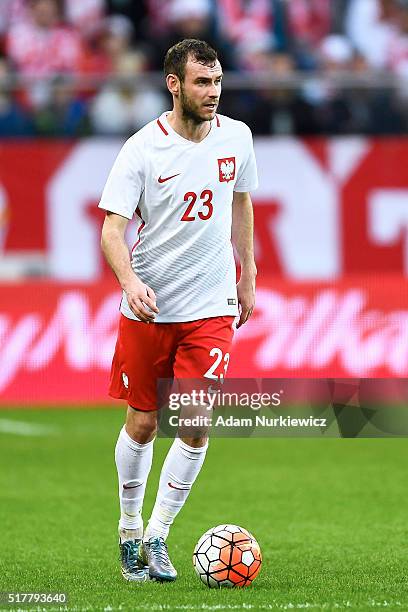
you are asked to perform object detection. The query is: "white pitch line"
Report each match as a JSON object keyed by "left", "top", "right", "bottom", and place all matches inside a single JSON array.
[{"left": 0, "top": 418, "right": 59, "bottom": 436}]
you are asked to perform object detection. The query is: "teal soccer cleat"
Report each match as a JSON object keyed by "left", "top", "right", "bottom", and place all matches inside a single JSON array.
[
  {"left": 141, "top": 537, "right": 177, "bottom": 582},
  {"left": 119, "top": 538, "right": 149, "bottom": 582}
]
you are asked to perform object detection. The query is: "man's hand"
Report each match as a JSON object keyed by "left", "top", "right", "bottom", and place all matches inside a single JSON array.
[
  {"left": 236, "top": 270, "right": 256, "bottom": 328},
  {"left": 125, "top": 277, "right": 159, "bottom": 323}
]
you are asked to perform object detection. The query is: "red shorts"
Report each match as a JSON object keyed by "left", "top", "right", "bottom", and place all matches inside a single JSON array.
[{"left": 109, "top": 315, "right": 235, "bottom": 411}]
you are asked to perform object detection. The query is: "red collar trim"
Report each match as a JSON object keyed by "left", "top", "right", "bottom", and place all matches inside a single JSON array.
[{"left": 157, "top": 118, "right": 168, "bottom": 136}]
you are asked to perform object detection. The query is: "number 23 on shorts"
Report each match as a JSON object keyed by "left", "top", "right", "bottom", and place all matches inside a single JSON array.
[{"left": 204, "top": 348, "right": 230, "bottom": 381}]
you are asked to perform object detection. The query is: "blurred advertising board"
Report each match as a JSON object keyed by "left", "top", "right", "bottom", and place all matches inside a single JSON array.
[{"left": 0, "top": 277, "right": 407, "bottom": 404}]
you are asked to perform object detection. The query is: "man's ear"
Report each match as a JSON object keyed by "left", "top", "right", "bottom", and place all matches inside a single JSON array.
[{"left": 166, "top": 74, "right": 180, "bottom": 97}]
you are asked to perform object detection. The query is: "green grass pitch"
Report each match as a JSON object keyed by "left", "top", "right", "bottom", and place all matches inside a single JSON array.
[{"left": 0, "top": 407, "right": 407, "bottom": 611}]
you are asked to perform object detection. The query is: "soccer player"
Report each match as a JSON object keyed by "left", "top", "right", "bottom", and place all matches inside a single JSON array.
[{"left": 99, "top": 38, "right": 258, "bottom": 583}]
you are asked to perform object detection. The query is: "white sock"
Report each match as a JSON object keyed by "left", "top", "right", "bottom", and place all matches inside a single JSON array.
[
  {"left": 115, "top": 426, "right": 154, "bottom": 539},
  {"left": 144, "top": 438, "right": 208, "bottom": 541}
]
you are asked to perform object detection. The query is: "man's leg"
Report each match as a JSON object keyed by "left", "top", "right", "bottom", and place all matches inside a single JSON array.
[
  {"left": 116, "top": 406, "right": 157, "bottom": 539},
  {"left": 142, "top": 316, "right": 234, "bottom": 582},
  {"left": 142, "top": 434, "right": 208, "bottom": 581},
  {"left": 108, "top": 314, "right": 176, "bottom": 580},
  {"left": 115, "top": 406, "right": 157, "bottom": 582}
]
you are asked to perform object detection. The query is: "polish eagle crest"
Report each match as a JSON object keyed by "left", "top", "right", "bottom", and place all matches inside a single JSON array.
[{"left": 218, "top": 157, "right": 236, "bottom": 183}]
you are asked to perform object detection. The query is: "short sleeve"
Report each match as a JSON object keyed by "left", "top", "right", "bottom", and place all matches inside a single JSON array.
[
  {"left": 98, "top": 136, "right": 145, "bottom": 219},
  {"left": 234, "top": 126, "right": 258, "bottom": 193}
]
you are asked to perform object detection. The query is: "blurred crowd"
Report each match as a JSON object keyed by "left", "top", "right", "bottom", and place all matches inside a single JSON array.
[{"left": 1, "top": 0, "right": 408, "bottom": 137}]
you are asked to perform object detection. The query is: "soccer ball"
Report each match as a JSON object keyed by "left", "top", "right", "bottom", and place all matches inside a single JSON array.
[{"left": 192, "top": 524, "right": 262, "bottom": 588}]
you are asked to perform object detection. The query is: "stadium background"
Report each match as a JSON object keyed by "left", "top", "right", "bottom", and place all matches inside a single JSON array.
[{"left": 1, "top": 0, "right": 408, "bottom": 404}]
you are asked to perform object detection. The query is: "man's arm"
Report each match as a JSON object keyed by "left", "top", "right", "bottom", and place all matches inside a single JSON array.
[
  {"left": 232, "top": 191, "right": 257, "bottom": 328},
  {"left": 101, "top": 211, "right": 159, "bottom": 323}
]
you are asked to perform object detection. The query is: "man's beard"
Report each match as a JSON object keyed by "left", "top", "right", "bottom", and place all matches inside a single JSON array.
[{"left": 180, "top": 86, "right": 207, "bottom": 124}]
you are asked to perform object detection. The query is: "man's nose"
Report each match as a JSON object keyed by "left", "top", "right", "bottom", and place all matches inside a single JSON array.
[{"left": 209, "top": 84, "right": 218, "bottom": 98}]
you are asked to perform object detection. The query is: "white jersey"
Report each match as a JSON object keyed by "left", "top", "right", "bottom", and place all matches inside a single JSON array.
[{"left": 98, "top": 111, "right": 258, "bottom": 323}]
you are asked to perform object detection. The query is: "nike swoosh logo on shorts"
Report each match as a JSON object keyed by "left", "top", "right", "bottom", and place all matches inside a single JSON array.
[
  {"left": 168, "top": 481, "right": 190, "bottom": 491},
  {"left": 158, "top": 173, "right": 180, "bottom": 183}
]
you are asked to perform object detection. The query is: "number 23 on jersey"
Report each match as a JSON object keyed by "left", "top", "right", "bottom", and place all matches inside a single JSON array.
[{"left": 181, "top": 190, "right": 213, "bottom": 222}]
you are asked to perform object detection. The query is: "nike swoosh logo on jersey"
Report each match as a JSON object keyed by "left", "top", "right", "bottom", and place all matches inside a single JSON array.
[
  {"left": 168, "top": 481, "right": 190, "bottom": 490},
  {"left": 158, "top": 173, "right": 181, "bottom": 183}
]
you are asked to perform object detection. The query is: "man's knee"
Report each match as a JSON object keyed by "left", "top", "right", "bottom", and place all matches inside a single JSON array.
[{"left": 125, "top": 405, "right": 158, "bottom": 443}]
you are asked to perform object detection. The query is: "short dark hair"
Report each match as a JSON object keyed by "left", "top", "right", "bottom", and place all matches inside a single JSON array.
[{"left": 164, "top": 39, "right": 218, "bottom": 82}]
